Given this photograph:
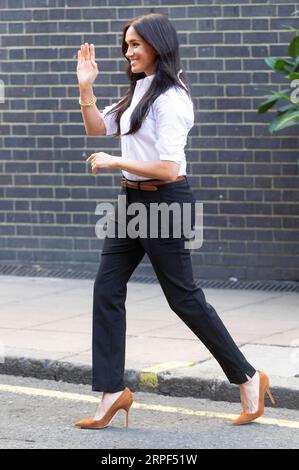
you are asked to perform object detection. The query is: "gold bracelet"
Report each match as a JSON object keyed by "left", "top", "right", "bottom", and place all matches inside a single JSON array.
[{"left": 79, "top": 95, "right": 97, "bottom": 107}]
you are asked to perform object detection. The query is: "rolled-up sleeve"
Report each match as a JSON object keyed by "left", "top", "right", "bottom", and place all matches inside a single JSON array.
[
  {"left": 153, "top": 90, "right": 194, "bottom": 164},
  {"left": 100, "top": 100, "right": 122, "bottom": 136}
]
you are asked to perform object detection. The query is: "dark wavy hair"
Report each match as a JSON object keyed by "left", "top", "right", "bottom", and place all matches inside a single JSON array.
[{"left": 105, "top": 13, "right": 193, "bottom": 136}]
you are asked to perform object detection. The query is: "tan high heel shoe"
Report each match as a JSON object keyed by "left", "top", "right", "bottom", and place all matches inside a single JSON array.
[
  {"left": 232, "top": 370, "right": 276, "bottom": 426},
  {"left": 75, "top": 387, "right": 134, "bottom": 429}
]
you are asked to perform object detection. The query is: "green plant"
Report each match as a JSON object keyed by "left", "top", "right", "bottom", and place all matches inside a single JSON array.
[{"left": 258, "top": 9, "right": 299, "bottom": 133}]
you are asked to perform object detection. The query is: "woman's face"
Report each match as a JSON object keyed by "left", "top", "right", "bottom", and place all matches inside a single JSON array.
[{"left": 125, "top": 26, "right": 158, "bottom": 76}]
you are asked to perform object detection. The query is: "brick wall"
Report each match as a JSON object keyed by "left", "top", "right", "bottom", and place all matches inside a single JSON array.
[{"left": 0, "top": 0, "right": 299, "bottom": 281}]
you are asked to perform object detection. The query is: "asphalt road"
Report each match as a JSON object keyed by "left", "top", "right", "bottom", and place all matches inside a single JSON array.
[{"left": 0, "top": 374, "right": 298, "bottom": 450}]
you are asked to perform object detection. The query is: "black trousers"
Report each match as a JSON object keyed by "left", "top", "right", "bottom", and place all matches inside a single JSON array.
[{"left": 92, "top": 177, "right": 256, "bottom": 392}]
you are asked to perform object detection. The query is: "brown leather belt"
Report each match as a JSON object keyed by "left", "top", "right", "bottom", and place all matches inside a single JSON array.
[{"left": 121, "top": 175, "right": 186, "bottom": 191}]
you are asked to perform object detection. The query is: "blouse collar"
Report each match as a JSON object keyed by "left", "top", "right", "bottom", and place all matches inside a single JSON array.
[{"left": 136, "top": 68, "right": 183, "bottom": 87}]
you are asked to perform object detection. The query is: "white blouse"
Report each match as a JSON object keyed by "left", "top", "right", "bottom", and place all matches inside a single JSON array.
[{"left": 100, "top": 70, "right": 194, "bottom": 181}]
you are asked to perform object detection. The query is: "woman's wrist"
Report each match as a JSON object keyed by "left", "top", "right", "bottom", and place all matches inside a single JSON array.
[
  {"left": 79, "top": 82, "right": 93, "bottom": 91},
  {"left": 112, "top": 156, "right": 121, "bottom": 169},
  {"left": 79, "top": 84, "right": 94, "bottom": 99}
]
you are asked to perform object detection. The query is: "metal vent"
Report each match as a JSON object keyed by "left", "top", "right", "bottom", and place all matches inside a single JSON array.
[
  {"left": 0, "top": 263, "right": 299, "bottom": 292},
  {"left": 0, "top": 263, "right": 96, "bottom": 280}
]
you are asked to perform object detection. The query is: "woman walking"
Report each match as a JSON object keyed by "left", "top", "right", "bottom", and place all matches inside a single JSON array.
[{"left": 75, "top": 13, "right": 275, "bottom": 429}]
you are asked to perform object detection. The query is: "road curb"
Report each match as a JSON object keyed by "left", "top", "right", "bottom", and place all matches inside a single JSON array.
[{"left": 1, "top": 355, "right": 299, "bottom": 411}]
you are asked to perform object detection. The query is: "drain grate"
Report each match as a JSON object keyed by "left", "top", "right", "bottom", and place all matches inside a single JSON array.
[
  {"left": 0, "top": 263, "right": 97, "bottom": 280},
  {"left": 130, "top": 275, "right": 299, "bottom": 292},
  {"left": 0, "top": 263, "right": 299, "bottom": 292}
]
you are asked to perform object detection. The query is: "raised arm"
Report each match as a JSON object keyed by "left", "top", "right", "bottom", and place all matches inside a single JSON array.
[{"left": 77, "top": 43, "right": 106, "bottom": 136}]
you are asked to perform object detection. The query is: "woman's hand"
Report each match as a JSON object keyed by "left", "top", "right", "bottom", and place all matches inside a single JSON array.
[
  {"left": 77, "top": 43, "right": 99, "bottom": 88},
  {"left": 86, "top": 152, "right": 119, "bottom": 175}
]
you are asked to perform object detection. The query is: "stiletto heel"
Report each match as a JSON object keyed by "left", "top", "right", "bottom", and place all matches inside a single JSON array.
[
  {"left": 75, "top": 387, "right": 134, "bottom": 429},
  {"left": 125, "top": 408, "right": 129, "bottom": 428},
  {"left": 232, "top": 370, "right": 274, "bottom": 426},
  {"left": 266, "top": 387, "right": 276, "bottom": 405}
]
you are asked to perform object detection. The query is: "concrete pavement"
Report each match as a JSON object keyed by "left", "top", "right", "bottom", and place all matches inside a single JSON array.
[{"left": 0, "top": 275, "right": 298, "bottom": 409}]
